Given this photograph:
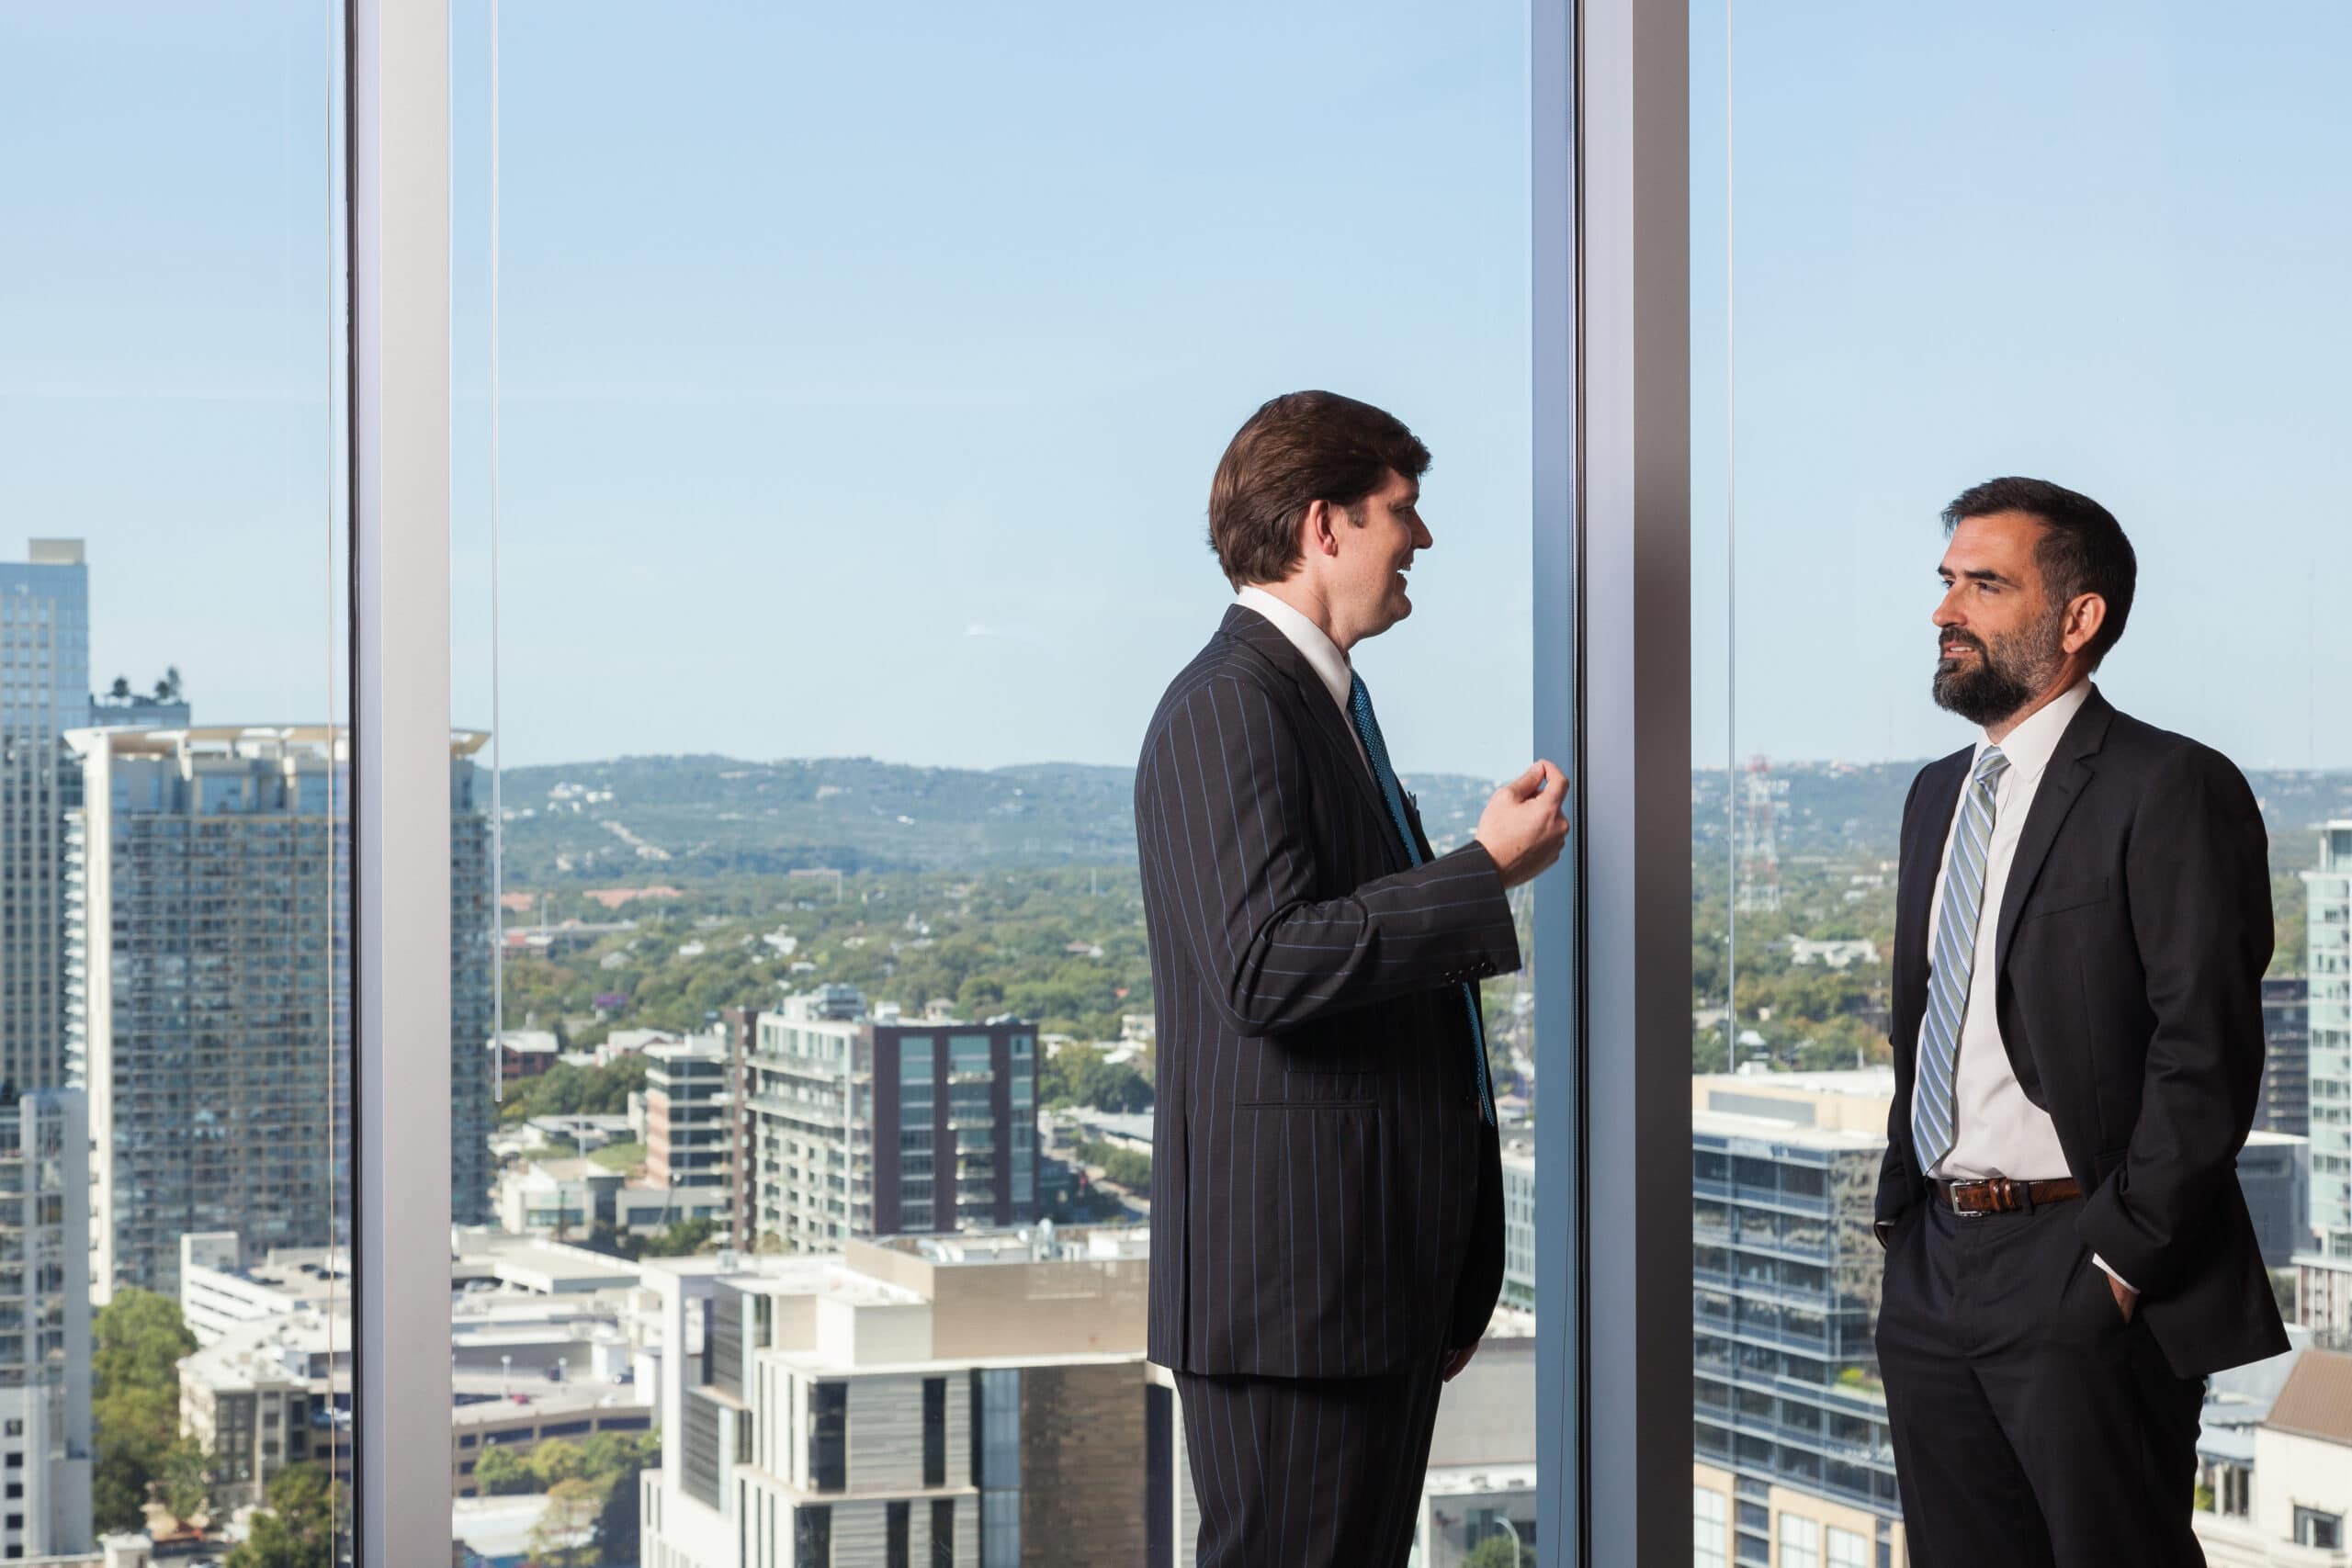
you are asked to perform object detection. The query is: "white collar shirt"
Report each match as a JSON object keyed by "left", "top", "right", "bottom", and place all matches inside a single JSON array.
[
  {"left": 1234, "top": 585, "right": 1371, "bottom": 774},
  {"left": 1926, "top": 677, "right": 2090, "bottom": 1185},
  {"left": 1923, "top": 679, "right": 2129, "bottom": 1286}
]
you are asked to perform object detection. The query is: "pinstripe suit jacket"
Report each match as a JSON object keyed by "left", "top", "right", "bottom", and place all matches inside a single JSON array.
[{"left": 1136, "top": 604, "right": 1521, "bottom": 1379}]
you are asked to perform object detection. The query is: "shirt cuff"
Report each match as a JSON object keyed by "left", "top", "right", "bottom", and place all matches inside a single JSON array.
[{"left": 2092, "top": 1254, "right": 2135, "bottom": 1294}]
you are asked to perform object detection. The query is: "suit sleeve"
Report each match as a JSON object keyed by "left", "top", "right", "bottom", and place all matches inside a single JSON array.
[
  {"left": 1137, "top": 675, "right": 1522, "bottom": 1038},
  {"left": 2074, "top": 747, "right": 2273, "bottom": 1294},
  {"left": 1875, "top": 768, "right": 1927, "bottom": 1237}
]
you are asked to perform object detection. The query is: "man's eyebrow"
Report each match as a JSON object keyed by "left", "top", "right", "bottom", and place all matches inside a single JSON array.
[{"left": 1939, "top": 565, "right": 2016, "bottom": 586}]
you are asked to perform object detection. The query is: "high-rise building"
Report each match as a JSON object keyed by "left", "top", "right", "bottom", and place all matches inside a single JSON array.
[
  {"left": 0, "top": 540, "right": 91, "bottom": 1098},
  {"left": 2240, "top": 1130, "right": 2314, "bottom": 1269},
  {"left": 1500, "top": 1140, "right": 1536, "bottom": 1312},
  {"left": 451, "top": 763, "right": 495, "bottom": 1227},
  {"left": 646, "top": 1032, "right": 735, "bottom": 1197},
  {"left": 2302, "top": 824, "right": 2352, "bottom": 1260},
  {"left": 2296, "top": 821, "right": 2352, "bottom": 1345},
  {"left": 66, "top": 725, "right": 495, "bottom": 1298},
  {"left": 0, "top": 1087, "right": 95, "bottom": 1560},
  {"left": 2262, "top": 976, "right": 2312, "bottom": 1138},
  {"left": 1690, "top": 1069, "right": 1912, "bottom": 1568},
  {"left": 639, "top": 1227, "right": 1156, "bottom": 1568},
  {"left": 740, "top": 987, "right": 1037, "bottom": 1253}
]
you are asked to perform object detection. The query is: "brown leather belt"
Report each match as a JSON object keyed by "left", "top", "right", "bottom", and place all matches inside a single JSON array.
[{"left": 1937, "top": 1177, "right": 2081, "bottom": 1216}]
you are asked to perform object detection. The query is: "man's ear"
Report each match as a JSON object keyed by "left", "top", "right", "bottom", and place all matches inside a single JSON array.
[
  {"left": 2062, "top": 592, "right": 2107, "bottom": 657},
  {"left": 1301, "top": 499, "right": 1343, "bottom": 559}
]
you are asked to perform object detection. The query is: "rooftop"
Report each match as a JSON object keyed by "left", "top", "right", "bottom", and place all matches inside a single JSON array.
[
  {"left": 1691, "top": 1107, "right": 1887, "bottom": 1153},
  {"left": 2265, "top": 1347, "right": 2352, "bottom": 1448}
]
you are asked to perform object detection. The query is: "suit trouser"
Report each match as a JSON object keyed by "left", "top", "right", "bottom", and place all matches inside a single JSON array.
[
  {"left": 1876, "top": 1195, "right": 2207, "bottom": 1568},
  {"left": 1174, "top": 1353, "right": 1446, "bottom": 1568}
]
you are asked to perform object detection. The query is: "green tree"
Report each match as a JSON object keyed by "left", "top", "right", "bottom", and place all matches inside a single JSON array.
[
  {"left": 636, "top": 1216, "right": 716, "bottom": 1258},
  {"left": 1036, "top": 1043, "right": 1102, "bottom": 1109},
  {"left": 588, "top": 1433, "right": 659, "bottom": 1563},
  {"left": 474, "top": 1444, "right": 535, "bottom": 1495},
  {"left": 528, "top": 1476, "right": 603, "bottom": 1567},
  {"left": 225, "top": 1462, "right": 344, "bottom": 1568},
  {"left": 1464, "top": 1532, "right": 1532, "bottom": 1568},
  {"left": 1073, "top": 1058, "right": 1151, "bottom": 1113},
  {"left": 1099, "top": 1148, "right": 1151, "bottom": 1190},
  {"left": 156, "top": 1437, "right": 212, "bottom": 1531},
  {"left": 91, "top": 1288, "right": 198, "bottom": 1533},
  {"left": 528, "top": 1437, "right": 588, "bottom": 1488}
]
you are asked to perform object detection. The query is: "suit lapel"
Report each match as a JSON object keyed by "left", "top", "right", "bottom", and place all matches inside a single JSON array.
[
  {"left": 1899, "top": 750, "right": 1970, "bottom": 1032},
  {"left": 1218, "top": 605, "right": 1406, "bottom": 873},
  {"left": 1992, "top": 691, "right": 2116, "bottom": 976}
]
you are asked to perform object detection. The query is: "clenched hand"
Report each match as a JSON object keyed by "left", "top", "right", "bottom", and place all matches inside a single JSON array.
[{"left": 1476, "top": 761, "right": 1569, "bottom": 889}]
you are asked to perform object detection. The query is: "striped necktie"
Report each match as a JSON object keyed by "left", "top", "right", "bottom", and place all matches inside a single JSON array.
[
  {"left": 1911, "top": 745, "right": 2009, "bottom": 1174},
  {"left": 1346, "top": 673, "right": 1497, "bottom": 1127}
]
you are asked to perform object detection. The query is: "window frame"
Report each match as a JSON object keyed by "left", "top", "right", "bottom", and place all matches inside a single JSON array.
[
  {"left": 1533, "top": 0, "right": 1692, "bottom": 1562},
  {"left": 344, "top": 2, "right": 1699, "bottom": 1562}
]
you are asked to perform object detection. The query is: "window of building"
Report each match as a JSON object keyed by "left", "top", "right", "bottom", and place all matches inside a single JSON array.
[
  {"left": 794, "top": 1504, "right": 833, "bottom": 1566},
  {"left": 888, "top": 1499, "right": 910, "bottom": 1568},
  {"left": 1826, "top": 1527, "right": 1869, "bottom": 1568},
  {"left": 809, "top": 1382, "right": 847, "bottom": 1493},
  {"left": 932, "top": 1497, "right": 956, "bottom": 1566},
  {"left": 2298, "top": 1508, "right": 2345, "bottom": 1550},
  {"left": 1693, "top": 1486, "right": 1728, "bottom": 1568},
  {"left": 922, "top": 1376, "right": 947, "bottom": 1487},
  {"left": 1778, "top": 1515, "right": 1819, "bottom": 1568}
]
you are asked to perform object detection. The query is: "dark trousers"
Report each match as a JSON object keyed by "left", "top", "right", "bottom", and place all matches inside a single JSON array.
[
  {"left": 1174, "top": 1354, "right": 1446, "bottom": 1567},
  {"left": 1876, "top": 1195, "right": 2207, "bottom": 1568}
]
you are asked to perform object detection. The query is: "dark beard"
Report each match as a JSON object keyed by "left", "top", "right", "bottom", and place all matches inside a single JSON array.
[{"left": 1931, "top": 611, "right": 2066, "bottom": 728}]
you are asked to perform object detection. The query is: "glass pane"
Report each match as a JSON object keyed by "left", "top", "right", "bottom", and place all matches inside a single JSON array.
[
  {"left": 0, "top": 3, "right": 352, "bottom": 1558},
  {"left": 449, "top": 3, "right": 1532, "bottom": 1562},
  {"left": 1692, "top": 5, "right": 2352, "bottom": 1563}
]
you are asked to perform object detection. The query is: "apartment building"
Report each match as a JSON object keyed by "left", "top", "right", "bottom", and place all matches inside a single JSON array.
[
  {"left": 0, "top": 1089, "right": 93, "bottom": 1561},
  {"left": 66, "top": 724, "right": 496, "bottom": 1298},
  {"left": 738, "top": 988, "right": 1037, "bottom": 1253},
  {"left": 0, "top": 541, "right": 89, "bottom": 1098}
]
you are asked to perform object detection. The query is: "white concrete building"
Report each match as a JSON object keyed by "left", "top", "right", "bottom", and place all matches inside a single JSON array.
[
  {"left": 639, "top": 1227, "right": 1155, "bottom": 1568},
  {"left": 0, "top": 1089, "right": 94, "bottom": 1561},
  {"left": 495, "top": 1157, "right": 729, "bottom": 1243},
  {"left": 2303, "top": 823, "right": 2352, "bottom": 1256},
  {"left": 2198, "top": 1348, "right": 2352, "bottom": 1565},
  {"left": 176, "top": 1234, "right": 350, "bottom": 1348},
  {"left": 646, "top": 1035, "right": 735, "bottom": 1239},
  {"left": 1500, "top": 1142, "right": 1536, "bottom": 1312}
]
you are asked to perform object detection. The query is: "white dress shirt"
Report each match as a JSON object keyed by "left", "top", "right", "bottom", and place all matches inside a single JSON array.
[
  {"left": 1234, "top": 585, "right": 1371, "bottom": 774},
  {"left": 1921, "top": 679, "right": 2130, "bottom": 1289}
]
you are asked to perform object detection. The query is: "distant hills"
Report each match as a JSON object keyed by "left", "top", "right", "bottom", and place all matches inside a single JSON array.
[
  {"left": 1691, "top": 760, "right": 2352, "bottom": 876},
  {"left": 491, "top": 752, "right": 2352, "bottom": 885}
]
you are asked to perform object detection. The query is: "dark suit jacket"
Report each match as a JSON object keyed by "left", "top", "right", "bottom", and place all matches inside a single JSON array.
[
  {"left": 1135, "top": 605, "right": 1521, "bottom": 1379},
  {"left": 1875, "top": 687, "right": 2289, "bottom": 1377}
]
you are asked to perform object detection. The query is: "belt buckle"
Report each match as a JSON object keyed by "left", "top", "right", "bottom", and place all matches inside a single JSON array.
[
  {"left": 1950, "top": 1183, "right": 1988, "bottom": 1219},
  {"left": 1951, "top": 1177, "right": 2028, "bottom": 1217}
]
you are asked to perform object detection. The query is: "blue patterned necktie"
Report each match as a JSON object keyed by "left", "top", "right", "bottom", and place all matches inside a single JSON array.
[
  {"left": 1346, "top": 672, "right": 1497, "bottom": 1127},
  {"left": 1912, "top": 745, "right": 2009, "bottom": 1174}
]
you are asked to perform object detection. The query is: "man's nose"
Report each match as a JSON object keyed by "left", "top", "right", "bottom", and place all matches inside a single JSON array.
[
  {"left": 1414, "top": 521, "right": 1434, "bottom": 550},
  {"left": 1932, "top": 594, "right": 1962, "bottom": 628}
]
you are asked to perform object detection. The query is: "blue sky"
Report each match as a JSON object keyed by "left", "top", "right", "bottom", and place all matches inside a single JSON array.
[{"left": 4, "top": 3, "right": 2345, "bottom": 778}]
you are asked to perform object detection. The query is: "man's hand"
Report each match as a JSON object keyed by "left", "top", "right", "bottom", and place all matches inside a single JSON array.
[
  {"left": 1442, "top": 1342, "right": 1480, "bottom": 1382},
  {"left": 1476, "top": 761, "right": 1569, "bottom": 889},
  {"left": 2108, "top": 1271, "right": 2138, "bottom": 1324}
]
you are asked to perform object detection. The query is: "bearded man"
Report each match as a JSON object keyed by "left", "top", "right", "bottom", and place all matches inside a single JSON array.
[{"left": 1872, "top": 477, "right": 2286, "bottom": 1567}]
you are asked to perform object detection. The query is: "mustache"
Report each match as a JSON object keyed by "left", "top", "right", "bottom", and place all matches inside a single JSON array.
[{"left": 1939, "top": 631, "right": 1987, "bottom": 658}]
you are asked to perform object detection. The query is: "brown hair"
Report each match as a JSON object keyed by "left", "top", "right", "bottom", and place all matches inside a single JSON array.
[{"left": 1207, "top": 390, "right": 1430, "bottom": 587}]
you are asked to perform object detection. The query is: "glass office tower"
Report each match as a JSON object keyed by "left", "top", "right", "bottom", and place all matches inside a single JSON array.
[{"left": 0, "top": 541, "right": 90, "bottom": 1098}]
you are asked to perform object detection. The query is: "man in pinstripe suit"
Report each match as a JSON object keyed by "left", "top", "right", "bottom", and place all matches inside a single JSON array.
[{"left": 1136, "top": 390, "right": 1567, "bottom": 1565}]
